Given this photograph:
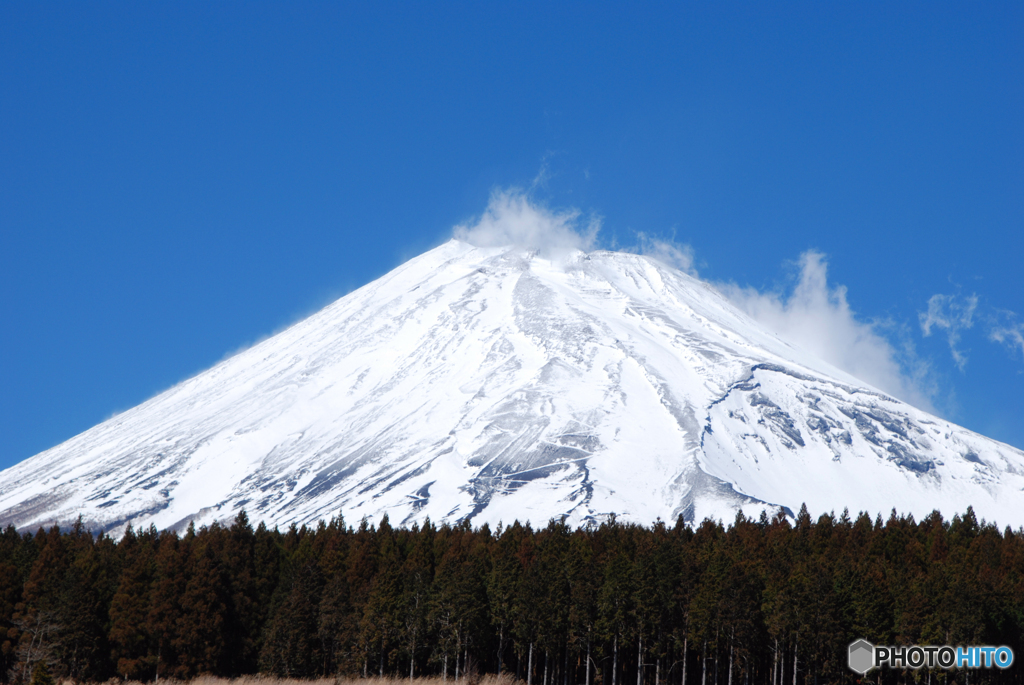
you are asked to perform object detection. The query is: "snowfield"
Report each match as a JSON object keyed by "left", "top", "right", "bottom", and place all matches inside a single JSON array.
[{"left": 3, "top": 240, "right": 1024, "bottom": 535}]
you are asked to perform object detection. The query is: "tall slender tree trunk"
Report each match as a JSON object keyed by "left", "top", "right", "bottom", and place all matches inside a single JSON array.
[
  {"left": 544, "top": 649, "right": 549, "bottom": 685},
  {"left": 613, "top": 634, "right": 619, "bottom": 685},
  {"left": 791, "top": 638, "right": 797, "bottom": 685},
  {"left": 444, "top": 653, "right": 448, "bottom": 682},
  {"left": 410, "top": 632, "right": 416, "bottom": 681},
  {"left": 498, "top": 625, "right": 505, "bottom": 675},
  {"left": 727, "top": 632, "right": 733, "bottom": 685},
  {"left": 638, "top": 635, "right": 644, "bottom": 685},
  {"left": 683, "top": 636, "right": 689, "bottom": 685},
  {"left": 528, "top": 643, "right": 534, "bottom": 685},
  {"left": 656, "top": 657, "right": 661, "bottom": 685},
  {"left": 701, "top": 641, "right": 707, "bottom": 685},
  {"left": 585, "top": 634, "right": 593, "bottom": 685},
  {"left": 772, "top": 640, "right": 778, "bottom": 685},
  {"left": 21, "top": 626, "right": 40, "bottom": 684},
  {"left": 714, "top": 627, "right": 720, "bottom": 685}
]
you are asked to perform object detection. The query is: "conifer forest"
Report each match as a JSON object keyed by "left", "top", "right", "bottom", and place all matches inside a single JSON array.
[{"left": 1, "top": 507, "right": 1022, "bottom": 685}]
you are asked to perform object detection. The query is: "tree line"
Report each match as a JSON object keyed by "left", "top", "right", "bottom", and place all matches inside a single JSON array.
[{"left": 0, "top": 506, "right": 1021, "bottom": 685}]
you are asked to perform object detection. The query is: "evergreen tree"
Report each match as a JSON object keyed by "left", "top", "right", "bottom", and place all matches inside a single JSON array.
[
  {"left": 566, "top": 529, "right": 598, "bottom": 685},
  {"left": 260, "top": 561, "right": 324, "bottom": 676},
  {"left": 109, "top": 526, "right": 157, "bottom": 680},
  {"left": 175, "top": 525, "right": 236, "bottom": 676},
  {"left": 147, "top": 531, "right": 186, "bottom": 678},
  {"left": 0, "top": 526, "right": 25, "bottom": 682},
  {"left": 488, "top": 522, "right": 524, "bottom": 675},
  {"left": 52, "top": 524, "right": 116, "bottom": 681},
  {"left": 0, "top": 506, "right": 1023, "bottom": 685},
  {"left": 362, "top": 516, "right": 403, "bottom": 677}
]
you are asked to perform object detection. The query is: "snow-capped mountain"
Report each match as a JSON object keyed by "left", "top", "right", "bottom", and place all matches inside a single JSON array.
[{"left": 3, "top": 240, "right": 1024, "bottom": 535}]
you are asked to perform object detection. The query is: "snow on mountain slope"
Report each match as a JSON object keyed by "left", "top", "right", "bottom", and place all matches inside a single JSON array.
[{"left": 2, "top": 239, "right": 1023, "bottom": 535}]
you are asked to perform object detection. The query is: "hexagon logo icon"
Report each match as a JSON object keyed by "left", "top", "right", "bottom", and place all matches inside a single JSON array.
[{"left": 848, "top": 639, "right": 875, "bottom": 674}]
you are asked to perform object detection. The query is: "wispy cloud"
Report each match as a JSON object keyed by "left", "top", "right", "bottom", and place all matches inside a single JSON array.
[
  {"left": 719, "top": 251, "right": 935, "bottom": 411},
  {"left": 453, "top": 188, "right": 599, "bottom": 257},
  {"left": 634, "top": 232, "right": 698, "bottom": 276},
  {"left": 988, "top": 310, "right": 1024, "bottom": 362},
  {"left": 918, "top": 293, "right": 978, "bottom": 371}
]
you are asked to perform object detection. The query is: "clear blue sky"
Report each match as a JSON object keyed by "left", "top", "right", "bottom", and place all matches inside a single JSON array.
[{"left": 2, "top": 3, "right": 1022, "bottom": 471}]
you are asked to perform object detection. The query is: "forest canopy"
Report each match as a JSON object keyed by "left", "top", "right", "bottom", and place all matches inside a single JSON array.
[{"left": 0, "top": 507, "right": 1021, "bottom": 685}]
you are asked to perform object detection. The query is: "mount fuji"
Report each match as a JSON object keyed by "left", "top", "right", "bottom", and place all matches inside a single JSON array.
[{"left": 3, "top": 239, "right": 1024, "bottom": 535}]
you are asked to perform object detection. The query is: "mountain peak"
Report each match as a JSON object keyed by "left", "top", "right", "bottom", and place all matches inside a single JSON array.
[{"left": 3, "top": 241, "right": 1023, "bottom": 535}]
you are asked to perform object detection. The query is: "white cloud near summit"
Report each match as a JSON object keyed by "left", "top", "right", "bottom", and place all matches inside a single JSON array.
[
  {"left": 718, "top": 252, "right": 934, "bottom": 411},
  {"left": 454, "top": 189, "right": 699, "bottom": 273},
  {"left": 633, "top": 232, "right": 698, "bottom": 275},
  {"left": 453, "top": 194, "right": 932, "bottom": 410},
  {"left": 454, "top": 189, "right": 599, "bottom": 257}
]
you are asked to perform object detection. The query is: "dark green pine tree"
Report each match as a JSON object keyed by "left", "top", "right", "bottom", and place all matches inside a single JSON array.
[
  {"left": 14, "top": 526, "right": 70, "bottom": 684},
  {"left": 361, "top": 516, "right": 404, "bottom": 677},
  {"left": 319, "top": 543, "right": 358, "bottom": 675},
  {"left": 0, "top": 526, "right": 26, "bottom": 681},
  {"left": 220, "top": 511, "right": 270, "bottom": 674},
  {"left": 109, "top": 525, "right": 158, "bottom": 680},
  {"left": 844, "top": 512, "right": 893, "bottom": 646},
  {"left": 489, "top": 522, "right": 525, "bottom": 676},
  {"left": 532, "top": 520, "right": 571, "bottom": 685},
  {"left": 260, "top": 560, "right": 324, "bottom": 676},
  {"left": 510, "top": 526, "right": 541, "bottom": 683},
  {"left": 685, "top": 519, "right": 725, "bottom": 685},
  {"left": 176, "top": 524, "right": 236, "bottom": 676},
  {"left": 147, "top": 530, "right": 186, "bottom": 679},
  {"left": 344, "top": 518, "right": 381, "bottom": 676},
  {"left": 667, "top": 517, "right": 697, "bottom": 685},
  {"left": 716, "top": 513, "right": 766, "bottom": 685},
  {"left": 597, "top": 528, "right": 635, "bottom": 685},
  {"left": 631, "top": 527, "right": 660, "bottom": 685},
  {"left": 400, "top": 520, "right": 434, "bottom": 679},
  {"left": 432, "top": 523, "right": 490, "bottom": 680},
  {"left": 566, "top": 528, "right": 599, "bottom": 685},
  {"left": 51, "top": 523, "right": 116, "bottom": 681}
]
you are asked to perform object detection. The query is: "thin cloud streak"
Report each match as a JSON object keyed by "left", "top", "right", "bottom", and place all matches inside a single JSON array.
[
  {"left": 919, "top": 293, "right": 978, "bottom": 371},
  {"left": 988, "top": 311, "right": 1024, "bottom": 362},
  {"left": 633, "top": 232, "right": 698, "bottom": 276}
]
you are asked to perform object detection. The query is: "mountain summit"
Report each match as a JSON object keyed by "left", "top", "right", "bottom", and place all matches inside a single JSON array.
[{"left": 3, "top": 240, "right": 1023, "bottom": 534}]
